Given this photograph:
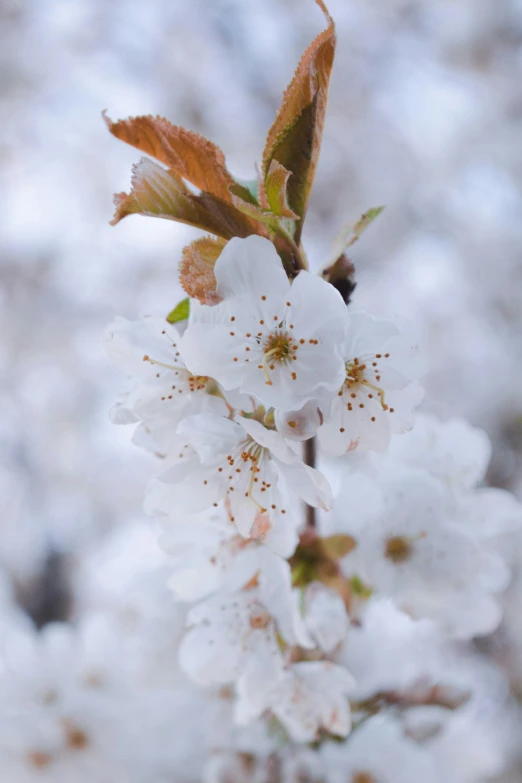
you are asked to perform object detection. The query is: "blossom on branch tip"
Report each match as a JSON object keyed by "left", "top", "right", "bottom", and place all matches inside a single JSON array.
[{"left": 180, "top": 236, "right": 347, "bottom": 412}]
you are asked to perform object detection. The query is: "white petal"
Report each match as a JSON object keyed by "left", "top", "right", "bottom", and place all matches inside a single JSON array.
[
  {"left": 275, "top": 400, "right": 323, "bottom": 441},
  {"left": 180, "top": 321, "right": 248, "bottom": 390},
  {"left": 177, "top": 414, "right": 246, "bottom": 464},
  {"left": 238, "top": 416, "right": 296, "bottom": 462},
  {"left": 288, "top": 271, "right": 347, "bottom": 338},
  {"left": 179, "top": 623, "right": 242, "bottom": 685},
  {"left": 214, "top": 235, "right": 290, "bottom": 304},
  {"left": 104, "top": 315, "right": 182, "bottom": 381},
  {"left": 276, "top": 459, "right": 333, "bottom": 510},
  {"left": 258, "top": 553, "right": 314, "bottom": 649},
  {"left": 235, "top": 630, "right": 284, "bottom": 724},
  {"left": 274, "top": 662, "right": 355, "bottom": 742},
  {"left": 342, "top": 311, "right": 399, "bottom": 358},
  {"left": 304, "top": 583, "right": 349, "bottom": 653}
]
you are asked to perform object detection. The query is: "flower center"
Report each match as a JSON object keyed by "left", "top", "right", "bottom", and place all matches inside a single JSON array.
[
  {"left": 143, "top": 355, "right": 208, "bottom": 392},
  {"left": 384, "top": 535, "right": 413, "bottom": 564},
  {"left": 344, "top": 356, "right": 389, "bottom": 411},
  {"left": 352, "top": 774, "right": 377, "bottom": 783},
  {"left": 28, "top": 751, "right": 52, "bottom": 769},
  {"left": 187, "top": 374, "right": 208, "bottom": 392},
  {"left": 63, "top": 720, "right": 89, "bottom": 750},
  {"left": 262, "top": 330, "right": 297, "bottom": 385},
  {"left": 345, "top": 357, "right": 367, "bottom": 386}
]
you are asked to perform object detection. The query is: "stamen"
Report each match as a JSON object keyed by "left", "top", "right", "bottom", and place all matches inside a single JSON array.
[{"left": 143, "top": 355, "right": 186, "bottom": 373}]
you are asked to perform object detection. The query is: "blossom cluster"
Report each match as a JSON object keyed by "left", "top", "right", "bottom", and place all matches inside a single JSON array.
[{"left": 98, "top": 234, "right": 520, "bottom": 780}]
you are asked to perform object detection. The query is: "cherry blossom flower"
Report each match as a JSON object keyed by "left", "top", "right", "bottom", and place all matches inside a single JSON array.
[
  {"left": 275, "top": 400, "right": 324, "bottom": 441},
  {"left": 320, "top": 714, "right": 442, "bottom": 783},
  {"left": 321, "top": 468, "right": 510, "bottom": 637},
  {"left": 388, "top": 414, "right": 492, "bottom": 493},
  {"left": 145, "top": 413, "right": 332, "bottom": 551},
  {"left": 179, "top": 568, "right": 313, "bottom": 692},
  {"left": 180, "top": 236, "right": 347, "bottom": 412},
  {"left": 301, "top": 582, "right": 349, "bottom": 654},
  {"left": 104, "top": 315, "right": 227, "bottom": 435},
  {"left": 0, "top": 617, "right": 140, "bottom": 781},
  {"left": 318, "top": 311, "right": 424, "bottom": 455},
  {"left": 270, "top": 661, "right": 355, "bottom": 743},
  {"left": 159, "top": 506, "right": 303, "bottom": 600}
]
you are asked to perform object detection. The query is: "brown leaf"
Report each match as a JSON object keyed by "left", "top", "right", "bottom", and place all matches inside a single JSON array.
[
  {"left": 104, "top": 112, "right": 236, "bottom": 204},
  {"left": 179, "top": 236, "right": 226, "bottom": 305},
  {"left": 265, "top": 95, "right": 318, "bottom": 236},
  {"left": 110, "top": 158, "right": 265, "bottom": 240},
  {"left": 320, "top": 534, "right": 357, "bottom": 560},
  {"left": 264, "top": 160, "right": 299, "bottom": 219},
  {"left": 262, "top": 0, "right": 335, "bottom": 238}
]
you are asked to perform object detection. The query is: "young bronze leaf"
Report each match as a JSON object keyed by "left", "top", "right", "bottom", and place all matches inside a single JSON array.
[
  {"left": 110, "top": 158, "right": 213, "bottom": 229},
  {"left": 262, "top": 0, "right": 335, "bottom": 237},
  {"left": 179, "top": 236, "right": 226, "bottom": 305},
  {"left": 111, "top": 158, "right": 265, "bottom": 240},
  {"left": 230, "top": 193, "right": 279, "bottom": 228},
  {"left": 265, "top": 94, "right": 319, "bottom": 240},
  {"left": 264, "top": 160, "right": 299, "bottom": 219},
  {"left": 104, "top": 112, "right": 237, "bottom": 204}
]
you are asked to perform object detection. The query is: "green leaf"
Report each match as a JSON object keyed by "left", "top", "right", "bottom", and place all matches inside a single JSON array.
[
  {"left": 230, "top": 193, "right": 280, "bottom": 229},
  {"left": 349, "top": 206, "right": 385, "bottom": 245},
  {"left": 349, "top": 574, "right": 372, "bottom": 599},
  {"left": 231, "top": 178, "right": 260, "bottom": 204},
  {"left": 265, "top": 95, "right": 319, "bottom": 242},
  {"left": 327, "top": 205, "right": 385, "bottom": 265},
  {"left": 264, "top": 160, "right": 299, "bottom": 219},
  {"left": 166, "top": 298, "right": 190, "bottom": 324}
]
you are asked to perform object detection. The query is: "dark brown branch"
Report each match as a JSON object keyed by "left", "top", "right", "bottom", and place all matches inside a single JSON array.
[
  {"left": 351, "top": 685, "right": 470, "bottom": 716},
  {"left": 303, "top": 436, "right": 317, "bottom": 528}
]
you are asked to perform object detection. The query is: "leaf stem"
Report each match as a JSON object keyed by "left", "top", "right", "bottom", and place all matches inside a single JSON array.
[{"left": 274, "top": 224, "right": 308, "bottom": 274}]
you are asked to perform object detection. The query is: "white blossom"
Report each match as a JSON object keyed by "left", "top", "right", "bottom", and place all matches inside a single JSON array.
[
  {"left": 388, "top": 414, "right": 492, "bottom": 492},
  {"left": 159, "top": 506, "right": 302, "bottom": 601},
  {"left": 104, "top": 315, "right": 227, "bottom": 449},
  {"left": 145, "top": 413, "right": 332, "bottom": 551},
  {"left": 180, "top": 236, "right": 348, "bottom": 412},
  {"left": 271, "top": 661, "right": 355, "bottom": 743},
  {"left": 321, "top": 467, "right": 509, "bottom": 637},
  {"left": 301, "top": 582, "right": 349, "bottom": 654},
  {"left": 320, "top": 714, "right": 442, "bottom": 783},
  {"left": 318, "top": 311, "right": 424, "bottom": 455}
]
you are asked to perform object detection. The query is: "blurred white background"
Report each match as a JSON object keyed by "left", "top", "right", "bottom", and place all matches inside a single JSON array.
[{"left": 1, "top": 0, "right": 522, "bottom": 775}]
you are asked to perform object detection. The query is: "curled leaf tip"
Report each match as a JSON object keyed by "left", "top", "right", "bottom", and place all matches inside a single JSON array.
[
  {"left": 179, "top": 236, "right": 226, "bottom": 305},
  {"left": 262, "top": 0, "right": 336, "bottom": 241},
  {"left": 315, "top": 0, "right": 334, "bottom": 27}
]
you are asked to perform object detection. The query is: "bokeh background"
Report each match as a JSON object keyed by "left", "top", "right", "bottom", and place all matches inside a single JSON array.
[{"left": 1, "top": 0, "right": 522, "bottom": 777}]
